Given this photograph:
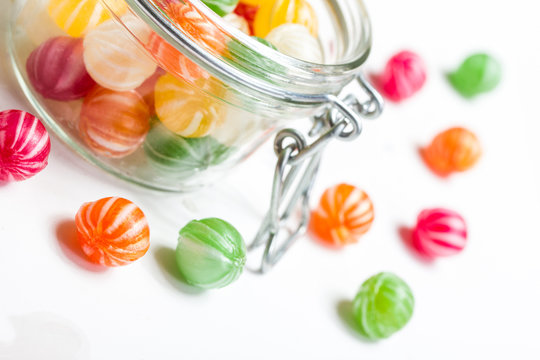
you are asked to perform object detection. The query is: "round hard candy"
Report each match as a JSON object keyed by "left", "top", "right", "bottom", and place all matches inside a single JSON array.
[
  {"left": 0, "top": 110, "right": 51, "bottom": 182},
  {"left": 265, "top": 23, "right": 323, "bottom": 63},
  {"left": 376, "top": 50, "right": 426, "bottom": 102},
  {"left": 144, "top": 118, "right": 231, "bottom": 177},
  {"left": 448, "top": 53, "right": 502, "bottom": 98},
  {"left": 79, "top": 87, "right": 150, "bottom": 158},
  {"left": 47, "top": 0, "right": 127, "bottom": 37},
  {"left": 26, "top": 36, "right": 96, "bottom": 101},
  {"left": 135, "top": 67, "right": 167, "bottom": 116},
  {"left": 83, "top": 15, "right": 157, "bottom": 92},
  {"left": 75, "top": 197, "right": 150, "bottom": 266},
  {"left": 154, "top": 74, "right": 225, "bottom": 138},
  {"left": 422, "top": 127, "right": 482, "bottom": 176},
  {"left": 227, "top": 36, "right": 283, "bottom": 77},
  {"left": 310, "top": 183, "right": 374, "bottom": 246},
  {"left": 413, "top": 208, "right": 467, "bottom": 258},
  {"left": 202, "top": 0, "right": 239, "bottom": 16},
  {"left": 353, "top": 272, "right": 414, "bottom": 340},
  {"left": 176, "top": 218, "right": 246, "bottom": 289},
  {"left": 254, "top": 0, "right": 318, "bottom": 38},
  {"left": 223, "top": 13, "right": 251, "bottom": 34}
]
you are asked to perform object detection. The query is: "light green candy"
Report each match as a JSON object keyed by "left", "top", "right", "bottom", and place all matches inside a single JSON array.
[
  {"left": 176, "top": 218, "right": 246, "bottom": 289},
  {"left": 201, "top": 0, "right": 239, "bottom": 16},
  {"left": 352, "top": 272, "right": 414, "bottom": 340},
  {"left": 448, "top": 53, "right": 502, "bottom": 98}
]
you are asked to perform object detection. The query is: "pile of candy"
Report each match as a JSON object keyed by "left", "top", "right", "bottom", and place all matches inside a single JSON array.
[{"left": 3, "top": 0, "right": 502, "bottom": 344}]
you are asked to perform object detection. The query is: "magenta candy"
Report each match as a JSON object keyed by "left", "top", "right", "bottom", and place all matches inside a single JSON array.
[
  {"left": 0, "top": 110, "right": 51, "bottom": 182},
  {"left": 26, "top": 36, "right": 96, "bottom": 101},
  {"left": 412, "top": 208, "right": 467, "bottom": 258},
  {"left": 376, "top": 50, "right": 426, "bottom": 102}
]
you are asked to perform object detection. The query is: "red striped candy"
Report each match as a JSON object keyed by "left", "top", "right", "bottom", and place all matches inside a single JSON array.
[
  {"left": 75, "top": 197, "right": 150, "bottom": 266},
  {"left": 412, "top": 208, "right": 467, "bottom": 258},
  {"left": 0, "top": 110, "right": 50, "bottom": 182},
  {"left": 310, "top": 183, "right": 374, "bottom": 246}
]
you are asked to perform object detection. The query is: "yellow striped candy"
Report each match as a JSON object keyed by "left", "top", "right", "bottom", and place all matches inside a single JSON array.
[
  {"left": 154, "top": 74, "right": 225, "bottom": 138},
  {"left": 47, "top": 0, "right": 127, "bottom": 37},
  {"left": 254, "top": 0, "right": 318, "bottom": 38}
]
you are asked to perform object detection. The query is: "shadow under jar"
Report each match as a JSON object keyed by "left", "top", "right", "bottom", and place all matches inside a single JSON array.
[{"left": 8, "top": 0, "right": 373, "bottom": 191}]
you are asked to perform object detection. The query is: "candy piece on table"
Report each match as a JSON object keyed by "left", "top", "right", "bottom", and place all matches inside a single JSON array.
[
  {"left": 17, "top": 0, "right": 65, "bottom": 46},
  {"left": 75, "top": 197, "right": 150, "bottom": 266},
  {"left": 352, "top": 272, "right": 414, "bottom": 340},
  {"left": 47, "top": 0, "right": 127, "bottom": 37},
  {"left": 223, "top": 13, "right": 251, "bottom": 34},
  {"left": 79, "top": 87, "right": 150, "bottom": 158},
  {"left": 176, "top": 218, "right": 246, "bottom": 289},
  {"left": 374, "top": 50, "right": 426, "bottom": 102},
  {"left": 201, "top": 0, "right": 239, "bottom": 16},
  {"left": 412, "top": 208, "right": 467, "bottom": 258},
  {"left": 83, "top": 16, "right": 157, "bottom": 92},
  {"left": 0, "top": 110, "right": 51, "bottom": 182},
  {"left": 164, "top": 2, "right": 226, "bottom": 54},
  {"left": 254, "top": 0, "right": 318, "bottom": 38},
  {"left": 448, "top": 53, "right": 502, "bottom": 98},
  {"left": 147, "top": 33, "right": 210, "bottom": 83},
  {"left": 309, "top": 183, "right": 374, "bottom": 247},
  {"left": 233, "top": 2, "right": 259, "bottom": 34},
  {"left": 422, "top": 127, "right": 482, "bottom": 176},
  {"left": 265, "top": 23, "right": 323, "bottom": 63},
  {"left": 154, "top": 74, "right": 225, "bottom": 138},
  {"left": 26, "top": 36, "right": 96, "bottom": 101},
  {"left": 144, "top": 119, "right": 231, "bottom": 176}
]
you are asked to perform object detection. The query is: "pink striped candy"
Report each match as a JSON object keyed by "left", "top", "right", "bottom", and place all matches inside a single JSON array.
[
  {"left": 26, "top": 36, "right": 96, "bottom": 101},
  {"left": 0, "top": 110, "right": 51, "bottom": 182},
  {"left": 376, "top": 50, "right": 426, "bottom": 102},
  {"left": 412, "top": 208, "right": 467, "bottom": 258}
]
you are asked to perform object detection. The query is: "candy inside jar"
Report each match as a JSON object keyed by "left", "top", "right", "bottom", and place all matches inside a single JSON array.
[{"left": 8, "top": 0, "right": 373, "bottom": 191}]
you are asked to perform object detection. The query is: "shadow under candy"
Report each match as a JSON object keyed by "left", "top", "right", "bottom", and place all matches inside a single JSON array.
[
  {"left": 335, "top": 299, "right": 375, "bottom": 344},
  {"left": 153, "top": 245, "right": 205, "bottom": 296}
]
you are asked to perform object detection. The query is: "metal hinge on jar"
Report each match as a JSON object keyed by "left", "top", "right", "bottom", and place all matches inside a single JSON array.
[{"left": 248, "top": 73, "right": 384, "bottom": 273}]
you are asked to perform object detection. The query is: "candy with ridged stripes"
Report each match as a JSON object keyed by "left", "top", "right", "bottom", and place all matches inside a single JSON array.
[
  {"left": 310, "top": 183, "right": 374, "bottom": 246},
  {"left": 265, "top": 23, "right": 323, "bottom": 63},
  {"left": 202, "top": 0, "right": 239, "bottom": 16},
  {"left": 176, "top": 218, "right": 246, "bottom": 289},
  {"left": 143, "top": 118, "right": 231, "bottom": 177},
  {"left": 79, "top": 87, "right": 150, "bottom": 158},
  {"left": 75, "top": 197, "right": 150, "bottom": 266},
  {"left": 226, "top": 36, "right": 282, "bottom": 78},
  {"left": 353, "top": 272, "right": 414, "bottom": 340},
  {"left": 26, "top": 36, "right": 96, "bottom": 101},
  {"left": 254, "top": 0, "right": 318, "bottom": 38},
  {"left": 47, "top": 0, "right": 127, "bottom": 37},
  {"left": 448, "top": 53, "right": 502, "bottom": 98},
  {"left": 422, "top": 127, "right": 482, "bottom": 176},
  {"left": 0, "top": 110, "right": 51, "bottom": 182},
  {"left": 375, "top": 50, "right": 426, "bottom": 102},
  {"left": 413, "top": 208, "right": 467, "bottom": 258},
  {"left": 154, "top": 74, "right": 225, "bottom": 138},
  {"left": 83, "top": 15, "right": 157, "bottom": 91}
]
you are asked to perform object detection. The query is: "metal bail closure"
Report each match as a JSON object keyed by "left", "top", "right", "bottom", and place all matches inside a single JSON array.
[{"left": 247, "top": 73, "right": 384, "bottom": 274}]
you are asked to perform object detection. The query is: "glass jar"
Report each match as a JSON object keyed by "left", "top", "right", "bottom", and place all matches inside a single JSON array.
[{"left": 7, "top": 0, "right": 373, "bottom": 191}]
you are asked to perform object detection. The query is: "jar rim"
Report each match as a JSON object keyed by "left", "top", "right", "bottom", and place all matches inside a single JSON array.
[{"left": 123, "top": 0, "right": 372, "bottom": 105}]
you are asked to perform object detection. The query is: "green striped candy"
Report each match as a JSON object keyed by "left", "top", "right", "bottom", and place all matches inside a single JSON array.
[
  {"left": 201, "top": 0, "right": 239, "bottom": 16},
  {"left": 176, "top": 218, "right": 246, "bottom": 289},
  {"left": 352, "top": 272, "right": 414, "bottom": 339},
  {"left": 448, "top": 53, "right": 502, "bottom": 98},
  {"left": 143, "top": 119, "right": 231, "bottom": 178}
]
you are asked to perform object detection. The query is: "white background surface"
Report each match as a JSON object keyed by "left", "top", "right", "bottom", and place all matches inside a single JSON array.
[{"left": 1, "top": 0, "right": 540, "bottom": 358}]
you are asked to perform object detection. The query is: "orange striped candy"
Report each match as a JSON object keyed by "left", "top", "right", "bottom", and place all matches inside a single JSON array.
[
  {"left": 422, "top": 127, "right": 482, "bottom": 176},
  {"left": 310, "top": 183, "right": 374, "bottom": 247},
  {"left": 75, "top": 197, "right": 150, "bottom": 266}
]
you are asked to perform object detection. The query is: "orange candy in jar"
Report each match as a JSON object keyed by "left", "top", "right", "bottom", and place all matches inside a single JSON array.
[{"left": 422, "top": 127, "right": 482, "bottom": 176}]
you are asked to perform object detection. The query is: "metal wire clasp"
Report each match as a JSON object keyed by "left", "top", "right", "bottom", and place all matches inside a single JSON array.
[{"left": 248, "top": 73, "right": 384, "bottom": 273}]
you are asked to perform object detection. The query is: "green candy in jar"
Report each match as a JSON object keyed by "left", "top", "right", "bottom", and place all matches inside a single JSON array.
[
  {"left": 176, "top": 218, "right": 246, "bottom": 289},
  {"left": 352, "top": 272, "right": 414, "bottom": 340},
  {"left": 448, "top": 53, "right": 502, "bottom": 98},
  {"left": 201, "top": 0, "right": 239, "bottom": 17},
  {"left": 226, "top": 36, "right": 284, "bottom": 80}
]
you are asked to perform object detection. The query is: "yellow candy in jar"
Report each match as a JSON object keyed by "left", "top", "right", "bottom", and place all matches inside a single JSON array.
[
  {"left": 47, "top": 0, "right": 127, "bottom": 37},
  {"left": 253, "top": 0, "right": 318, "bottom": 38},
  {"left": 154, "top": 74, "right": 225, "bottom": 138}
]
